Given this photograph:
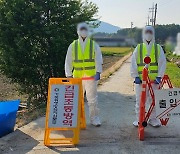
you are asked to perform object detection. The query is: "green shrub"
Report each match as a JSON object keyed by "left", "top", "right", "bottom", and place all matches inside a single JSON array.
[{"left": 0, "top": 0, "right": 98, "bottom": 105}]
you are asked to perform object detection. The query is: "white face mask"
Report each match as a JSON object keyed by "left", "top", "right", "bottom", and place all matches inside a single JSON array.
[
  {"left": 145, "top": 33, "right": 153, "bottom": 42},
  {"left": 79, "top": 30, "right": 88, "bottom": 38}
]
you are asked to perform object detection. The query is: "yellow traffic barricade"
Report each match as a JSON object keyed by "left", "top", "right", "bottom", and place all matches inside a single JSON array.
[{"left": 44, "top": 78, "right": 86, "bottom": 146}]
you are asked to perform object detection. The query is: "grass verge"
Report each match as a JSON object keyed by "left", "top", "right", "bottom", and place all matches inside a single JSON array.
[
  {"left": 101, "top": 47, "right": 132, "bottom": 56},
  {"left": 166, "top": 62, "right": 180, "bottom": 88}
]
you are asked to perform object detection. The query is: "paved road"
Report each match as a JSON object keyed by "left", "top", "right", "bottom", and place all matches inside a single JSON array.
[{"left": 1, "top": 58, "right": 180, "bottom": 154}]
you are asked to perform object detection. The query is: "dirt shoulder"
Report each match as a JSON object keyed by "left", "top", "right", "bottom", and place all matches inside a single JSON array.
[{"left": 0, "top": 74, "right": 19, "bottom": 101}]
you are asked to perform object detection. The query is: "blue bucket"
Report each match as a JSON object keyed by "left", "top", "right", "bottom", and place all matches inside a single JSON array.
[{"left": 0, "top": 100, "right": 20, "bottom": 137}]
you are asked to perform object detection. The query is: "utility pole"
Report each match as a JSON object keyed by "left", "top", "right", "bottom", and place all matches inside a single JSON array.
[
  {"left": 147, "top": 15, "right": 150, "bottom": 25},
  {"left": 131, "top": 22, "right": 133, "bottom": 29},
  {"left": 154, "top": 3, "right": 158, "bottom": 26},
  {"left": 149, "top": 3, "right": 155, "bottom": 26},
  {"left": 130, "top": 22, "right": 134, "bottom": 50}
]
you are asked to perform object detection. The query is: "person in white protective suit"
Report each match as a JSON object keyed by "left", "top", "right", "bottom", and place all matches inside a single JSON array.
[
  {"left": 131, "top": 25, "right": 166, "bottom": 127},
  {"left": 65, "top": 22, "right": 103, "bottom": 127}
]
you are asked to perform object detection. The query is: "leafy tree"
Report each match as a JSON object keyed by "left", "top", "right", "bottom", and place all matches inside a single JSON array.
[
  {"left": 117, "top": 28, "right": 142, "bottom": 43},
  {"left": 155, "top": 24, "right": 180, "bottom": 43},
  {"left": 117, "top": 24, "right": 180, "bottom": 44},
  {"left": 0, "top": 0, "right": 98, "bottom": 105}
]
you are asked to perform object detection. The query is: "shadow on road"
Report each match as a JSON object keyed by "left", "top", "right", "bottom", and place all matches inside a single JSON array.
[{"left": 0, "top": 129, "right": 39, "bottom": 154}]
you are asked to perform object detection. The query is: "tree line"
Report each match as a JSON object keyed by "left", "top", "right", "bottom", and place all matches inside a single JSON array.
[{"left": 94, "top": 24, "right": 180, "bottom": 44}]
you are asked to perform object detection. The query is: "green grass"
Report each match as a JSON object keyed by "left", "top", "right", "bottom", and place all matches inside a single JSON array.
[
  {"left": 101, "top": 47, "right": 133, "bottom": 56},
  {"left": 166, "top": 50, "right": 180, "bottom": 63},
  {"left": 166, "top": 62, "right": 180, "bottom": 88}
]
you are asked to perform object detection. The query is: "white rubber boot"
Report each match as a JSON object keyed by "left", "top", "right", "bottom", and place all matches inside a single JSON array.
[
  {"left": 133, "top": 112, "right": 139, "bottom": 127},
  {"left": 148, "top": 118, "right": 161, "bottom": 127},
  {"left": 148, "top": 106, "right": 161, "bottom": 127},
  {"left": 133, "top": 121, "right": 139, "bottom": 127},
  {"left": 91, "top": 116, "right": 101, "bottom": 127},
  {"left": 89, "top": 105, "right": 101, "bottom": 127}
]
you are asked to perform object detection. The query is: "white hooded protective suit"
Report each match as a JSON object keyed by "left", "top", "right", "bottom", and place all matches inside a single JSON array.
[
  {"left": 65, "top": 22, "right": 103, "bottom": 123},
  {"left": 130, "top": 26, "right": 166, "bottom": 121}
]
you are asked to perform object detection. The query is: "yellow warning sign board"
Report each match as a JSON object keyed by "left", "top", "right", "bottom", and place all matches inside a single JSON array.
[{"left": 44, "top": 78, "right": 85, "bottom": 146}]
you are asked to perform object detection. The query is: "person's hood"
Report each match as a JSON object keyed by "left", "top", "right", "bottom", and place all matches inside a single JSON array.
[
  {"left": 142, "top": 25, "right": 155, "bottom": 44},
  {"left": 77, "top": 22, "right": 89, "bottom": 38}
]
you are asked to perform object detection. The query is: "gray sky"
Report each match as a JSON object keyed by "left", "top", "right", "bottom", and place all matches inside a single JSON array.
[{"left": 90, "top": 0, "right": 180, "bottom": 28}]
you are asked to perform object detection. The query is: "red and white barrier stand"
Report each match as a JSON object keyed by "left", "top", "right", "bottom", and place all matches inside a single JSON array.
[{"left": 138, "top": 57, "right": 180, "bottom": 141}]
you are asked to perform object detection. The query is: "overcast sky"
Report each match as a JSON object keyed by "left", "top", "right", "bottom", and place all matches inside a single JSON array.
[{"left": 90, "top": 0, "right": 180, "bottom": 28}]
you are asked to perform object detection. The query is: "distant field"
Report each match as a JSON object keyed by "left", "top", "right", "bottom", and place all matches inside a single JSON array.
[
  {"left": 101, "top": 47, "right": 133, "bottom": 56},
  {"left": 166, "top": 62, "right": 180, "bottom": 88}
]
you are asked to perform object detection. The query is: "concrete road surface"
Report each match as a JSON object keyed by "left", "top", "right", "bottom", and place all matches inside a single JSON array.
[{"left": 1, "top": 58, "right": 180, "bottom": 154}]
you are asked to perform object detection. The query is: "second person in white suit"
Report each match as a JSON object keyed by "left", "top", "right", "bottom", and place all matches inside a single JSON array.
[{"left": 131, "top": 25, "right": 166, "bottom": 127}]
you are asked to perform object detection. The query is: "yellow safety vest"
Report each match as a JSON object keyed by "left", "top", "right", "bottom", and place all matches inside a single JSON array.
[
  {"left": 137, "top": 43, "right": 160, "bottom": 80},
  {"left": 72, "top": 39, "right": 96, "bottom": 78}
]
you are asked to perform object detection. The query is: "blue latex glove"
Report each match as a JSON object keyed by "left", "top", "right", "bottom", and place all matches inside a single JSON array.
[
  {"left": 134, "top": 77, "right": 142, "bottom": 84},
  {"left": 94, "top": 72, "right": 101, "bottom": 81},
  {"left": 154, "top": 77, "right": 161, "bottom": 84}
]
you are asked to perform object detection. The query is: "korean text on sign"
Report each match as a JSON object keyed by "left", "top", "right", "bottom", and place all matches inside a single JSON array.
[{"left": 49, "top": 84, "right": 79, "bottom": 128}]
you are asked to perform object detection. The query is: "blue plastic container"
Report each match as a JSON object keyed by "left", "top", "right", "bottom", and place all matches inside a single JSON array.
[{"left": 0, "top": 100, "right": 20, "bottom": 137}]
